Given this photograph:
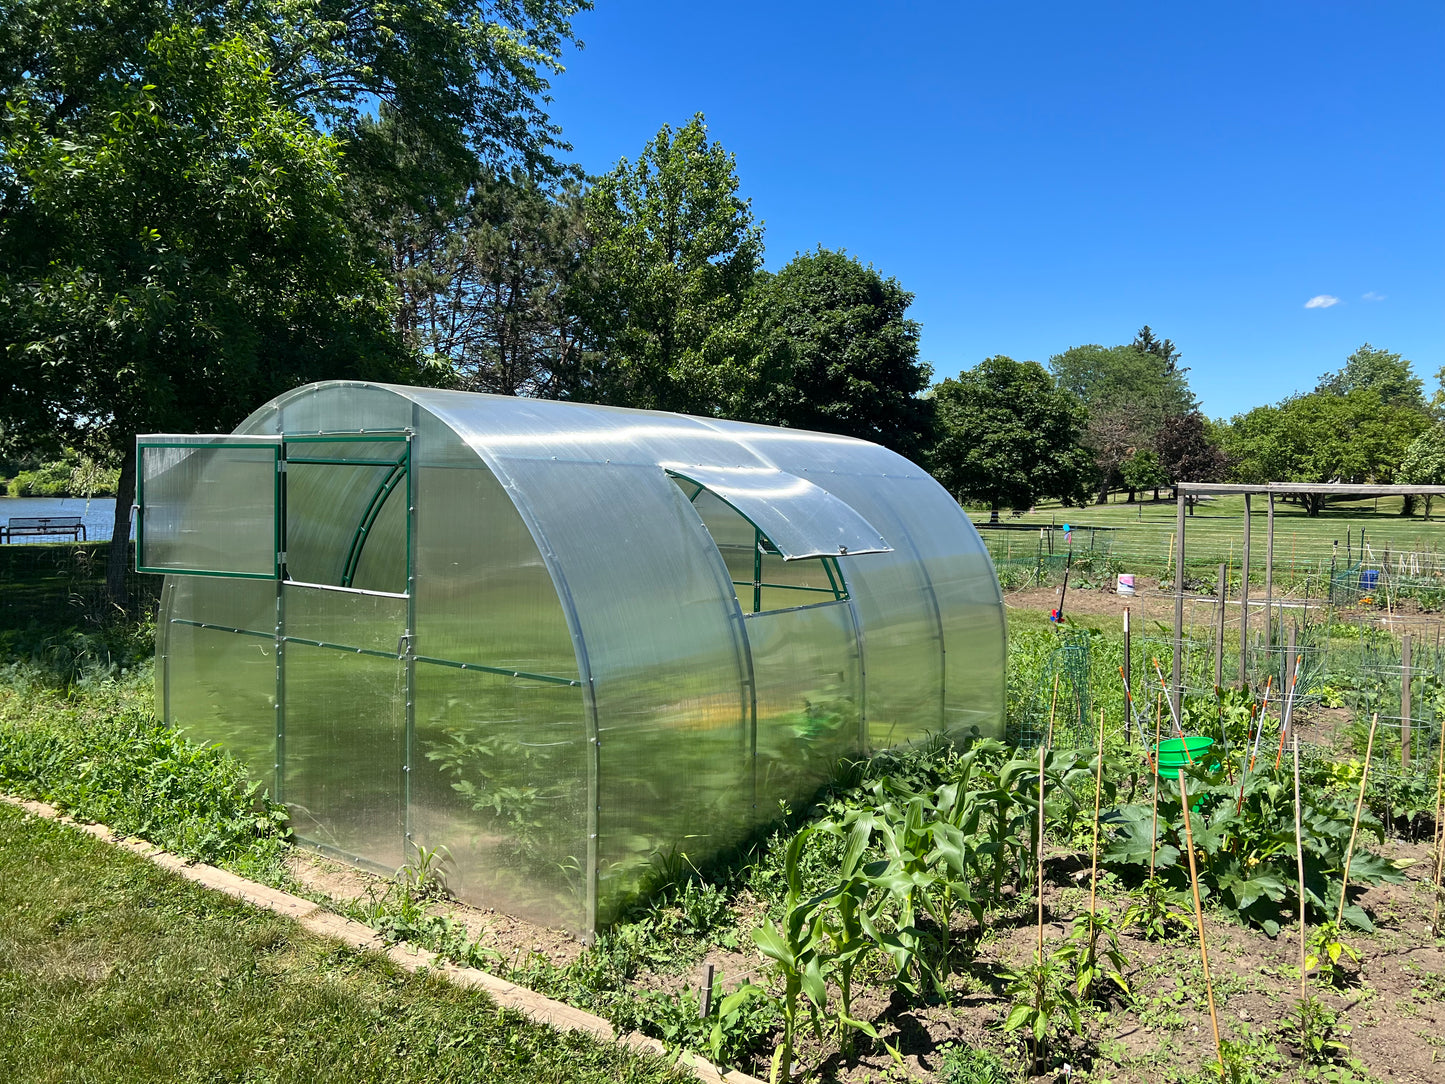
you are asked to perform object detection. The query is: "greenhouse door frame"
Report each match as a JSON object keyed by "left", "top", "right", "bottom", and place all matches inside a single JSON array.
[
  {"left": 274, "top": 431, "right": 417, "bottom": 870},
  {"left": 138, "top": 429, "right": 420, "bottom": 870}
]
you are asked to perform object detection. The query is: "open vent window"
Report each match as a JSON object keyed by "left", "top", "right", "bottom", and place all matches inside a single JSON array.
[
  {"left": 137, "top": 432, "right": 411, "bottom": 596},
  {"left": 666, "top": 465, "right": 891, "bottom": 614}
]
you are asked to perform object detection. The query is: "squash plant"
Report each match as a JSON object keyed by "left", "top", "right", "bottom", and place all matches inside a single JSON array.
[{"left": 1102, "top": 757, "right": 1405, "bottom": 935}]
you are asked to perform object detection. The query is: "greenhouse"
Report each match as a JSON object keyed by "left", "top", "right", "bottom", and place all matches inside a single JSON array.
[{"left": 138, "top": 381, "right": 1005, "bottom": 937}]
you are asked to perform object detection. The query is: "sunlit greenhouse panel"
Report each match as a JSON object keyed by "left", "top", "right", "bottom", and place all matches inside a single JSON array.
[{"left": 142, "top": 381, "right": 1006, "bottom": 937}]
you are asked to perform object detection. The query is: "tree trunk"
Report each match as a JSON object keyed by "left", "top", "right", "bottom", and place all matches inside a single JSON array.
[
  {"left": 1095, "top": 482, "right": 1110, "bottom": 505},
  {"left": 1401, "top": 494, "right": 1416, "bottom": 517},
  {"left": 989, "top": 504, "right": 1000, "bottom": 523},
  {"left": 1126, "top": 488, "right": 1136, "bottom": 504},
  {"left": 105, "top": 444, "right": 137, "bottom": 608}
]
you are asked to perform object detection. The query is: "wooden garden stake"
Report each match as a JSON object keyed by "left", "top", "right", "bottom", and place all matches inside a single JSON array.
[
  {"left": 1037, "top": 741, "right": 1047, "bottom": 961},
  {"left": 1149, "top": 685, "right": 1165, "bottom": 877},
  {"left": 1292, "top": 736, "right": 1307, "bottom": 1003},
  {"left": 1430, "top": 720, "right": 1445, "bottom": 936},
  {"left": 1088, "top": 708, "right": 1106, "bottom": 933},
  {"left": 1336, "top": 712, "right": 1380, "bottom": 928},
  {"left": 699, "top": 962, "right": 715, "bottom": 1019},
  {"left": 1177, "top": 767, "right": 1224, "bottom": 1070},
  {"left": 1214, "top": 562, "right": 1227, "bottom": 690}
]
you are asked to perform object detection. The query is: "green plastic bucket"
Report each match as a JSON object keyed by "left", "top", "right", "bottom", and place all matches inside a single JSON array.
[{"left": 1154, "top": 735, "right": 1214, "bottom": 777}]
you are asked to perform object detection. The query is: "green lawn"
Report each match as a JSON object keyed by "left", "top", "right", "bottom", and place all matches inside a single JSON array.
[
  {"left": 971, "top": 492, "right": 1445, "bottom": 584},
  {"left": 0, "top": 803, "right": 688, "bottom": 1084}
]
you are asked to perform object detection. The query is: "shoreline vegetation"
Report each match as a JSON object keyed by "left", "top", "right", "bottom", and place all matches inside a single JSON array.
[{"left": 2, "top": 452, "right": 120, "bottom": 500}]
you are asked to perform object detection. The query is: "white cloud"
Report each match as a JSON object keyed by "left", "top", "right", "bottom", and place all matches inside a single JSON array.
[
  {"left": 1362, "top": 291, "right": 1386, "bottom": 302},
  {"left": 1304, "top": 295, "right": 1340, "bottom": 309}
]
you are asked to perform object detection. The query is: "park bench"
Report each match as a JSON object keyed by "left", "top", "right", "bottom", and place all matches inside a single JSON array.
[{"left": 0, "top": 515, "right": 87, "bottom": 543}]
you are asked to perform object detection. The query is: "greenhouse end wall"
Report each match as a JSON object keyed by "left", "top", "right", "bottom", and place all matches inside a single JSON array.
[{"left": 150, "top": 381, "right": 1005, "bottom": 937}]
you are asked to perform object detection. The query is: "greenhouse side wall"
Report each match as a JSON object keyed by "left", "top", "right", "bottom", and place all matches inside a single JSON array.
[
  {"left": 476, "top": 454, "right": 757, "bottom": 930},
  {"left": 406, "top": 412, "right": 590, "bottom": 934}
]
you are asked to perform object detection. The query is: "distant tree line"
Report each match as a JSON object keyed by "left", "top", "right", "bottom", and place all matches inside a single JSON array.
[{"left": 933, "top": 339, "right": 1443, "bottom": 521}]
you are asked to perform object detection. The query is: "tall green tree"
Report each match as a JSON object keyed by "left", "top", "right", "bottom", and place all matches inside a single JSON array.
[
  {"left": 1399, "top": 423, "right": 1445, "bottom": 519},
  {"left": 1, "top": 0, "right": 587, "bottom": 602},
  {"left": 930, "top": 357, "right": 1092, "bottom": 521},
  {"left": 1120, "top": 449, "right": 1169, "bottom": 503},
  {"left": 1315, "top": 343, "right": 1425, "bottom": 409},
  {"left": 386, "top": 168, "right": 589, "bottom": 396},
  {"left": 742, "top": 247, "right": 935, "bottom": 460},
  {"left": 567, "top": 114, "right": 763, "bottom": 413},
  {"left": 1221, "top": 390, "right": 1427, "bottom": 515},
  {"left": 1049, "top": 331, "right": 1197, "bottom": 502},
  {"left": 1, "top": 26, "right": 410, "bottom": 599},
  {"left": 1131, "top": 324, "right": 1182, "bottom": 371}
]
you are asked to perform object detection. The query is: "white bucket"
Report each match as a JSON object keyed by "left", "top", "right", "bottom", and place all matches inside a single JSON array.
[{"left": 1117, "top": 574, "right": 1136, "bottom": 597}]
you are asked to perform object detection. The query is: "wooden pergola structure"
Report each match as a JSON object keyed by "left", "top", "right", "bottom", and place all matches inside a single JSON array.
[{"left": 1169, "top": 482, "right": 1445, "bottom": 709}]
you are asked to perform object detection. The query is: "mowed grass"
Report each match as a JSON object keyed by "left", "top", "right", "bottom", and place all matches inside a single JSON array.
[
  {"left": 0, "top": 804, "right": 688, "bottom": 1084},
  {"left": 971, "top": 492, "right": 1445, "bottom": 579}
]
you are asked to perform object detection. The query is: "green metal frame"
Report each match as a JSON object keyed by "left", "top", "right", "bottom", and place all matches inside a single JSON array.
[
  {"left": 340, "top": 458, "right": 408, "bottom": 588},
  {"left": 733, "top": 533, "right": 848, "bottom": 613}
]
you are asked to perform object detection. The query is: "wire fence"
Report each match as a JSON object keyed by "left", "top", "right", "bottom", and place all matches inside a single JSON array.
[{"left": 991, "top": 512, "right": 1445, "bottom": 779}]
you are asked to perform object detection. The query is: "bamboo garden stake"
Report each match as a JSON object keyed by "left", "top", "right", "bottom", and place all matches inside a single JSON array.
[
  {"left": 1336, "top": 712, "right": 1380, "bottom": 928},
  {"left": 1177, "top": 767, "right": 1224, "bottom": 1070},
  {"left": 1088, "top": 709, "right": 1106, "bottom": 936},
  {"left": 1430, "top": 722, "right": 1445, "bottom": 936},
  {"left": 1037, "top": 742, "right": 1047, "bottom": 961},
  {"left": 1292, "top": 736, "right": 1307, "bottom": 1003}
]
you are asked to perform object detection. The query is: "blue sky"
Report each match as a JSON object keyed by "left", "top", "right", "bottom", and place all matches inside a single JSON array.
[{"left": 545, "top": 2, "right": 1443, "bottom": 420}]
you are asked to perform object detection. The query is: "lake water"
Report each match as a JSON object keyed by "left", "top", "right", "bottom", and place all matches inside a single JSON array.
[{"left": 0, "top": 496, "right": 132, "bottom": 541}]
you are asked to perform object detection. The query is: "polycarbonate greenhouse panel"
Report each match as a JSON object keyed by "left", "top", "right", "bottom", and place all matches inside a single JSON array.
[
  {"left": 282, "top": 584, "right": 406, "bottom": 656},
  {"left": 496, "top": 456, "right": 755, "bottom": 927},
  {"left": 748, "top": 600, "right": 863, "bottom": 809},
  {"left": 886, "top": 477, "right": 1006, "bottom": 736},
  {"left": 282, "top": 642, "right": 406, "bottom": 870},
  {"left": 411, "top": 413, "right": 579, "bottom": 682},
  {"left": 137, "top": 437, "right": 281, "bottom": 577},
  {"left": 409, "top": 661, "right": 589, "bottom": 932},
  {"left": 239, "top": 381, "right": 416, "bottom": 436},
  {"left": 160, "top": 575, "right": 280, "bottom": 786},
  {"left": 663, "top": 464, "right": 891, "bottom": 559}
]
